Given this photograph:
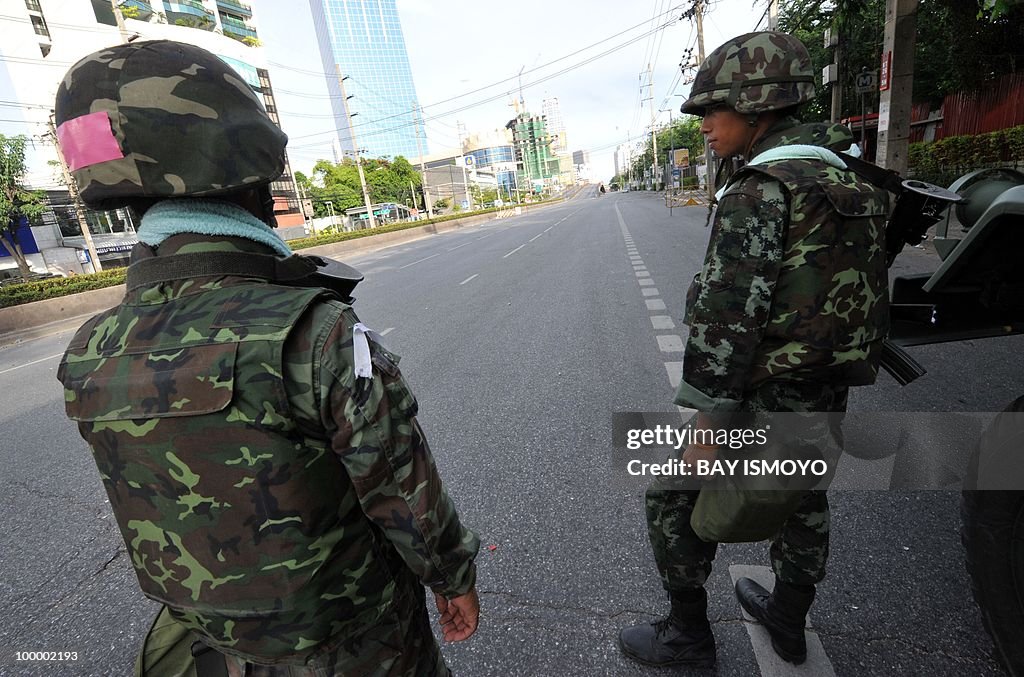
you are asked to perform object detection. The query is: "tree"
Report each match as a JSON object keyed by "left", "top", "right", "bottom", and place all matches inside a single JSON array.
[
  {"left": 302, "top": 155, "right": 424, "bottom": 218},
  {"left": 629, "top": 117, "right": 705, "bottom": 186},
  {"left": 0, "top": 135, "right": 47, "bottom": 279},
  {"left": 776, "top": 0, "right": 1024, "bottom": 121}
]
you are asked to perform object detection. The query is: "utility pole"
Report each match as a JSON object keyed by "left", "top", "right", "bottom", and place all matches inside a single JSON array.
[
  {"left": 693, "top": 0, "right": 714, "bottom": 199},
  {"left": 336, "top": 66, "right": 376, "bottom": 229},
  {"left": 627, "top": 130, "right": 633, "bottom": 190},
  {"left": 876, "top": 0, "right": 919, "bottom": 174},
  {"left": 641, "top": 66, "right": 658, "bottom": 191},
  {"left": 298, "top": 182, "right": 316, "bottom": 236},
  {"left": 109, "top": 0, "right": 131, "bottom": 44},
  {"left": 457, "top": 120, "right": 472, "bottom": 210},
  {"left": 48, "top": 115, "right": 101, "bottom": 273},
  {"left": 767, "top": 0, "right": 779, "bottom": 30},
  {"left": 413, "top": 103, "right": 433, "bottom": 219},
  {"left": 826, "top": 27, "right": 842, "bottom": 123}
]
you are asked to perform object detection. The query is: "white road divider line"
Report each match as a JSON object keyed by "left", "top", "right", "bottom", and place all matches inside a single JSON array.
[
  {"left": 399, "top": 253, "right": 442, "bottom": 269},
  {"left": 729, "top": 565, "right": 837, "bottom": 677},
  {"left": 646, "top": 299, "right": 667, "bottom": 311},
  {"left": 544, "top": 226, "right": 553, "bottom": 233},
  {"left": 657, "top": 335, "right": 684, "bottom": 352},
  {"left": 380, "top": 327, "right": 395, "bottom": 336},
  {"left": 528, "top": 233, "right": 544, "bottom": 242},
  {"left": 651, "top": 315, "right": 676, "bottom": 330},
  {"left": 664, "top": 361, "right": 683, "bottom": 388},
  {"left": 459, "top": 274, "right": 478, "bottom": 285},
  {"left": 503, "top": 244, "right": 526, "bottom": 258},
  {"left": 642, "top": 288, "right": 660, "bottom": 297},
  {"left": 0, "top": 353, "right": 64, "bottom": 375},
  {"left": 448, "top": 242, "right": 472, "bottom": 251}
]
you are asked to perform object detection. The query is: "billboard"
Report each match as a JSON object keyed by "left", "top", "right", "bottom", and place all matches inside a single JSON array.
[{"left": 673, "top": 148, "right": 690, "bottom": 168}]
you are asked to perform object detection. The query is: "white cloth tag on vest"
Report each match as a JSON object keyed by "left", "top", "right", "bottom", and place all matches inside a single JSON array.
[{"left": 352, "top": 322, "right": 373, "bottom": 380}]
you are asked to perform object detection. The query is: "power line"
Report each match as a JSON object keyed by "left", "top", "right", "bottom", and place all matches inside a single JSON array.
[
  {"left": 276, "top": 4, "right": 686, "bottom": 139},
  {"left": 287, "top": 17, "right": 680, "bottom": 145}
]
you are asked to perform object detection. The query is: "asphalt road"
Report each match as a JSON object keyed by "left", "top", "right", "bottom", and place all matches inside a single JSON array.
[{"left": 1, "top": 187, "right": 1020, "bottom": 676}]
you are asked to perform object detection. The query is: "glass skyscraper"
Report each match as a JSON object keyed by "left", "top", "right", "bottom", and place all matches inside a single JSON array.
[{"left": 309, "top": 0, "right": 423, "bottom": 161}]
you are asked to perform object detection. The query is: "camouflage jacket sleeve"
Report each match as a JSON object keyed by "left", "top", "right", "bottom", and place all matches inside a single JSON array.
[
  {"left": 676, "top": 173, "right": 787, "bottom": 411},
  {"left": 315, "top": 304, "right": 480, "bottom": 598}
]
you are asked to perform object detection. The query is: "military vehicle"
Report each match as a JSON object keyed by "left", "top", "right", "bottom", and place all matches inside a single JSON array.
[{"left": 881, "top": 167, "right": 1024, "bottom": 674}]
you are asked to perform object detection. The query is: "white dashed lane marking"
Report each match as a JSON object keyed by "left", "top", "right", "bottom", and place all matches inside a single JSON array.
[
  {"left": 639, "top": 279, "right": 654, "bottom": 286},
  {"left": 379, "top": 327, "right": 395, "bottom": 336},
  {"left": 636, "top": 271, "right": 651, "bottom": 278},
  {"left": 646, "top": 299, "right": 667, "bottom": 311},
  {"left": 502, "top": 244, "right": 526, "bottom": 258},
  {"left": 528, "top": 233, "right": 544, "bottom": 243},
  {"left": 399, "top": 253, "right": 442, "bottom": 269},
  {"left": 656, "top": 335, "right": 684, "bottom": 352},
  {"left": 641, "top": 288, "right": 660, "bottom": 297},
  {"left": 651, "top": 316, "right": 675, "bottom": 330},
  {"left": 0, "top": 353, "right": 63, "bottom": 375},
  {"left": 665, "top": 361, "right": 683, "bottom": 387},
  {"left": 459, "top": 274, "right": 478, "bottom": 285}
]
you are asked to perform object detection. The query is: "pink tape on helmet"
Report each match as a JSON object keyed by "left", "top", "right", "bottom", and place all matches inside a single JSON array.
[{"left": 56, "top": 111, "right": 125, "bottom": 171}]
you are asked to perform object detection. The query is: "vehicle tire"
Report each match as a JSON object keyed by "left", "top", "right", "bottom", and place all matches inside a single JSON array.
[{"left": 962, "top": 396, "right": 1024, "bottom": 676}]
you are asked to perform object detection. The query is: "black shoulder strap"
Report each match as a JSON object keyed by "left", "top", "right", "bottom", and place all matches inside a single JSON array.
[
  {"left": 834, "top": 151, "right": 905, "bottom": 194},
  {"left": 126, "top": 251, "right": 317, "bottom": 291},
  {"left": 125, "top": 249, "right": 364, "bottom": 303}
]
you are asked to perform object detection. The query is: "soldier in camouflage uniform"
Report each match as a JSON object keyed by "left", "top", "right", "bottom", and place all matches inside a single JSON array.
[
  {"left": 619, "top": 32, "right": 889, "bottom": 667},
  {"left": 54, "top": 41, "right": 479, "bottom": 676}
]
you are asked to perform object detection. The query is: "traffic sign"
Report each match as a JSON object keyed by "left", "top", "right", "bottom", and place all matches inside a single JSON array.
[{"left": 855, "top": 70, "right": 877, "bottom": 95}]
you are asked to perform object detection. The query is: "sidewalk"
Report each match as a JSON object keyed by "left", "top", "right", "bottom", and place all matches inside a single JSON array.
[{"left": 0, "top": 199, "right": 566, "bottom": 348}]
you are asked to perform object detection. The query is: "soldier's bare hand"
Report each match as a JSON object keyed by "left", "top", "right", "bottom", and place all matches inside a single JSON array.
[{"left": 434, "top": 587, "right": 479, "bottom": 642}]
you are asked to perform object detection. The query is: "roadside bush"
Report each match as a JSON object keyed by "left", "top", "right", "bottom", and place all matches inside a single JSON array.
[
  {"left": 909, "top": 124, "right": 1024, "bottom": 186},
  {"left": 0, "top": 268, "right": 127, "bottom": 308},
  {"left": 682, "top": 176, "right": 699, "bottom": 189}
]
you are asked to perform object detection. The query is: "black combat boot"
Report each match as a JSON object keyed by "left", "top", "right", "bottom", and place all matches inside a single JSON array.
[
  {"left": 735, "top": 577, "right": 816, "bottom": 664},
  {"left": 618, "top": 588, "right": 716, "bottom": 668}
]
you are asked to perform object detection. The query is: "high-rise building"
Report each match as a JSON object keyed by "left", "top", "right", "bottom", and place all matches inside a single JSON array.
[
  {"left": 308, "top": 0, "right": 422, "bottom": 161},
  {"left": 0, "top": 0, "right": 302, "bottom": 277},
  {"left": 506, "top": 113, "right": 560, "bottom": 194},
  {"left": 572, "top": 149, "right": 591, "bottom": 183},
  {"left": 541, "top": 97, "right": 567, "bottom": 154}
]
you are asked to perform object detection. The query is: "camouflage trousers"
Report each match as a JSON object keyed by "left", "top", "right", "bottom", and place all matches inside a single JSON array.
[
  {"left": 646, "top": 487, "right": 830, "bottom": 590},
  {"left": 645, "top": 381, "right": 848, "bottom": 592},
  {"left": 138, "top": 576, "right": 450, "bottom": 677}
]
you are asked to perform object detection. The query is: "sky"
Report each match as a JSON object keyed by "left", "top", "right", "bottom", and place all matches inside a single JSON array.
[{"left": 256, "top": 0, "right": 775, "bottom": 181}]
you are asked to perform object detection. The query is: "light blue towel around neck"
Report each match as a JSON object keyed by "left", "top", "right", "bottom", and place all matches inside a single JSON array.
[
  {"left": 139, "top": 199, "right": 293, "bottom": 257},
  {"left": 715, "top": 143, "right": 855, "bottom": 202}
]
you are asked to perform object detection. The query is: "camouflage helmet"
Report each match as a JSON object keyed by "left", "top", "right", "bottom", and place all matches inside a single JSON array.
[
  {"left": 54, "top": 40, "right": 287, "bottom": 209},
  {"left": 680, "top": 31, "right": 815, "bottom": 117}
]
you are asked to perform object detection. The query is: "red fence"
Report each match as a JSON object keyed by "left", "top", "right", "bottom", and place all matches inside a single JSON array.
[{"left": 912, "top": 72, "right": 1024, "bottom": 142}]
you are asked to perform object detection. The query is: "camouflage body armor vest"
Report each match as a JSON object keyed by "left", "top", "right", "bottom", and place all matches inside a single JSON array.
[
  {"left": 732, "top": 159, "right": 890, "bottom": 387},
  {"left": 58, "top": 281, "right": 395, "bottom": 663}
]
